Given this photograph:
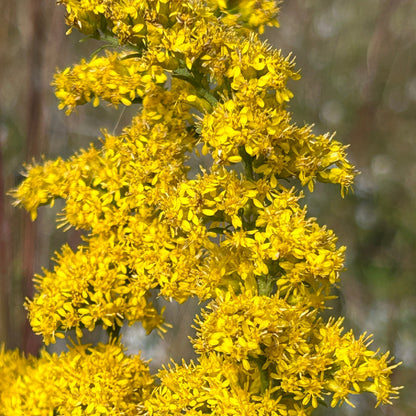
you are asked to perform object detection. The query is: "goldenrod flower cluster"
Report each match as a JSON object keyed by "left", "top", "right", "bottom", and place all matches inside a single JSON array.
[
  {"left": 2, "top": 0, "right": 401, "bottom": 414},
  {"left": 0, "top": 342, "right": 153, "bottom": 415}
]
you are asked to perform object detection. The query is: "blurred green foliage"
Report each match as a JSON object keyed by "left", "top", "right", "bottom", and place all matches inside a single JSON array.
[{"left": 273, "top": 1, "right": 416, "bottom": 415}]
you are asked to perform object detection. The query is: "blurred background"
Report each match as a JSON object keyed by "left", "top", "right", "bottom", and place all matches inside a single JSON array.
[{"left": 0, "top": 0, "right": 415, "bottom": 415}]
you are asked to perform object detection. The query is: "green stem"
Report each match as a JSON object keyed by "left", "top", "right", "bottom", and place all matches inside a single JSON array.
[
  {"left": 255, "top": 357, "right": 269, "bottom": 394},
  {"left": 239, "top": 147, "right": 254, "bottom": 180},
  {"left": 172, "top": 66, "right": 218, "bottom": 108},
  {"left": 106, "top": 323, "right": 121, "bottom": 341},
  {"left": 257, "top": 275, "right": 274, "bottom": 296}
]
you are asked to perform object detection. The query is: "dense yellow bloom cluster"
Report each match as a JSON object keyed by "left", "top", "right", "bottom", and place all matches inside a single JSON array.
[
  {"left": 192, "top": 291, "right": 399, "bottom": 409},
  {"left": 54, "top": 53, "right": 168, "bottom": 113},
  {"left": 61, "top": 0, "right": 279, "bottom": 42},
  {"left": 146, "top": 354, "right": 290, "bottom": 416},
  {"left": 3, "top": 0, "right": 401, "bottom": 414},
  {"left": 0, "top": 342, "right": 153, "bottom": 415}
]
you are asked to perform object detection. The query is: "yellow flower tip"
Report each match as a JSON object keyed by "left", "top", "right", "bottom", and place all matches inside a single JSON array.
[
  {"left": 228, "top": 155, "right": 242, "bottom": 163},
  {"left": 186, "top": 94, "right": 197, "bottom": 102},
  {"left": 120, "top": 97, "right": 132, "bottom": 106}
]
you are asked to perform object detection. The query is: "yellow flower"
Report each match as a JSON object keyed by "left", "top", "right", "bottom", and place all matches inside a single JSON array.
[
  {"left": 8, "top": 0, "right": 401, "bottom": 413},
  {"left": 0, "top": 342, "right": 154, "bottom": 416},
  {"left": 145, "top": 353, "right": 287, "bottom": 416}
]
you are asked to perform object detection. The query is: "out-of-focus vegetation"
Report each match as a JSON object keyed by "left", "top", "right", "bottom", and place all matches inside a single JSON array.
[
  {"left": 0, "top": 1, "right": 414, "bottom": 415},
  {"left": 273, "top": 1, "right": 416, "bottom": 415},
  {"left": 0, "top": 0, "right": 132, "bottom": 352}
]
